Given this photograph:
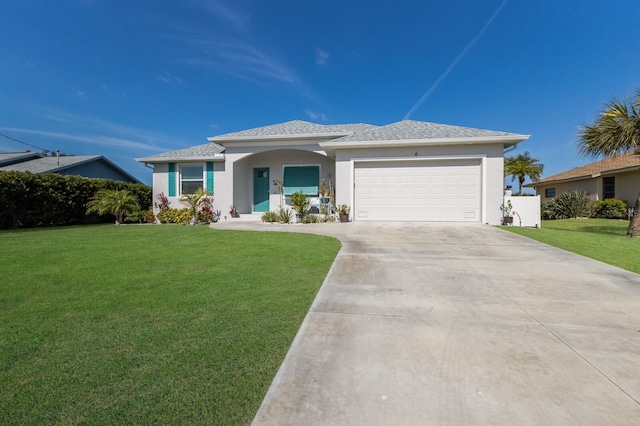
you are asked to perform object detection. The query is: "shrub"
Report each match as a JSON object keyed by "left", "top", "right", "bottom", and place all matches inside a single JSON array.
[
  {"left": 156, "top": 208, "right": 192, "bottom": 224},
  {"left": 278, "top": 208, "right": 293, "bottom": 224},
  {"left": 142, "top": 207, "right": 156, "bottom": 223},
  {"left": 261, "top": 211, "right": 279, "bottom": 223},
  {"left": 302, "top": 214, "right": 320, "bottom": 224},
  {"left": 592, "top": 198, "right": 628, "bottom": 219},
  {"left": 543, "top": 190, "right": 592, "bottom": 219},
  {"left": 0, "top": 171, "right": 151, "bottom": 229}
]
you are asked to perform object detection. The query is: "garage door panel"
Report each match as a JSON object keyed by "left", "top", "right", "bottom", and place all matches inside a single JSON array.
[{"left": 354, "top": 160, "right": 481, "bottom": 222}]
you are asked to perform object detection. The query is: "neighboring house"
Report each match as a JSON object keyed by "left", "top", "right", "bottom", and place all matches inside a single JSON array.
[
  {"left": 136, "top": 120, "right": 529, "bottom": 224},
  {"left": 0, "top": 152, "right": 142, "bottom": 183},
  {"left": 524, "top": 151, "right": 640, "bottom": 205}
]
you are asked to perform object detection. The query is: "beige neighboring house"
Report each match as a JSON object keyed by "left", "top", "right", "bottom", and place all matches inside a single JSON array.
[{"left": 524, "top": 151, "right": 640, "bottom": 205}]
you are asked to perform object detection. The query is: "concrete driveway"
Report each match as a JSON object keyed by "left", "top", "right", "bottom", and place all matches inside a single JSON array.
[{"left": 215, "top": 221, "right": 640, "bottom": 424}]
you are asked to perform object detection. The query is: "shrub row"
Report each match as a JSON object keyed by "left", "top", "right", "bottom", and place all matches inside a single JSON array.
[
  {"left": 542, "top": 191, "right": 629, "bottom": 220},
  {"left": 0, "top": 171, "right": 151, "bottom": 229}
]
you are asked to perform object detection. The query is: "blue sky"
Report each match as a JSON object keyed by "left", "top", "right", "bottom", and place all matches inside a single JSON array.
[{"left": 1, "top": 0, "right": 639, "bottom": 186}]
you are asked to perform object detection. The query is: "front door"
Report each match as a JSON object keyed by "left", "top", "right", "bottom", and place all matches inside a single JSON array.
[{"left": 253, "top": 167, "right": 270, "bottom": 212}]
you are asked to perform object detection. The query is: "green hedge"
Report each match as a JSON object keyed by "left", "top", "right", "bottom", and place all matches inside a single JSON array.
[{"left": 0, "top": 171, "right": 151, "bottom": 229}]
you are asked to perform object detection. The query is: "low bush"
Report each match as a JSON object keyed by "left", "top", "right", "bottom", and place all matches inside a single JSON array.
[
  {"left": 156, "top": 208, "right": 193, "bottom": 224},
  {"left": 261, "top": 211, "right": 279, "bottom": 223},
  {"left": 543, "top": 190, "right": 592, "bottom": 219},
  {"left": 278, "top": 208, "right": 294, "bottom": 224},
  {"left": 592, "top": 198, "right": 628, "bottom": 219}
]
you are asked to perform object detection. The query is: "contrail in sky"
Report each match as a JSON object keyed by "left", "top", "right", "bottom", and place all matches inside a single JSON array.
[{"left": 404, "top": 0, "right": 509, "bottom": 120}]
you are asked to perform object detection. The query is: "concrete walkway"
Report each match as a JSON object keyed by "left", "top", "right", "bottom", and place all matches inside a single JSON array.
[{"left": 214, "top": 221, "right": 640, "bottom": 425}]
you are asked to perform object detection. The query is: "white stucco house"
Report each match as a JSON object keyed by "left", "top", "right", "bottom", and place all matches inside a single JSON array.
[{"left": 136, "top": 120, "right": 529, "bottom": 224}]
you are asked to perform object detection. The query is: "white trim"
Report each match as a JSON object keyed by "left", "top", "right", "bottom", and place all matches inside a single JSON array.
[
  {"left": 349, "top": 154, "right": 487, "bottom": 222},
  {"left": 321, "top": 135, "right": 529, "bottom": 156},
  {"left": 135, "top": 154, "right": 225, "bottom": 164},
  {"left": 178, "top": 163, "right": 206, "bottom": 196}
]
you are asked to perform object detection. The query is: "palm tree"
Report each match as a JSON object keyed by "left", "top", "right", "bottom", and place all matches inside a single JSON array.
[
  {"left": 578, "top": 89, "right": 640, "bottom": 237},
  {"left": 504, "top": 151, "right": 544, "bottom": 194},
  {"left": 86, "top": 189, "right": 139, "bottom": 224},
  {"left": 180, "top": 187, "right": 213, "bottom": 223}
]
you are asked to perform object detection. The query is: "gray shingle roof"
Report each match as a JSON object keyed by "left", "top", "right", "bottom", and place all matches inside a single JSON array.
[
  {"left": 0, "top": 151, "right": 43, "bottom": 167},
  {"left": 210, "top": 120, "right": 376, "bottom": 140},
  {"left": 334, "top": 120, "right": 521, "bottom": 142},
  {"left": 0, "top": 155, "right": 103, "bottom": 173},
  {"left": 0, "top": 155, "right": 141, "bottom": 183},
  {"left": 137, "top": 143, "right": 224, "bottom": 161}
]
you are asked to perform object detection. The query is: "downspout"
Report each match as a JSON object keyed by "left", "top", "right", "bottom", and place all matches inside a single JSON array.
[{"left": 503, "top": 143, "right": 519, "bottom": 154}]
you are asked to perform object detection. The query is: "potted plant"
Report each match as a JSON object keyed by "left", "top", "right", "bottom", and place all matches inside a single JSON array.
[
  {"left": 229, "top": 206, "right": 240, "bottom": 218},
  {"left": 500, "top": 200, "right": 513, "bottom": 225},
  {"left": 338, "top": 204, "right": 350, "bottom": 223}
]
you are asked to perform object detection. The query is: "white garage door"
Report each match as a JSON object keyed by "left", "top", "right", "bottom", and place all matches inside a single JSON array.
[{"left": 354, "top": 159, "right": 481, "bottom": 222}]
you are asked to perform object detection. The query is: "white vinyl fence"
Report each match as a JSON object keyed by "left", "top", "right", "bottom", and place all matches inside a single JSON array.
[{"left": 503, "top": 195, "right": 541, "bottom": 228}]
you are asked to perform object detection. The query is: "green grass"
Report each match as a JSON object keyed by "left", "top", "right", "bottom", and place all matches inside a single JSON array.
[
  {"left": 0, "top": 225, "right": 341, "bottom": 425},
  {"left": 502, "top": 218, "right": 640, "bottom": 274}
]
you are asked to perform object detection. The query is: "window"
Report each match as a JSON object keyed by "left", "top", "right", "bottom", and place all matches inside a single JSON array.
[
  {"left": 545, "top": 188, "right": 556, "bottom": 197},
  {"left": 283, "top": 165, "right": 319, "bottom": 196},
  {"left": 603, "top": 176, "right": 615, "bottom": 199},
  {"left": 180, "top": 164, "right": 204, "bottom": 194}
]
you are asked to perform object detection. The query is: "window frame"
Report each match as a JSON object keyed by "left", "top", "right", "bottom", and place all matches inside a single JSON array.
[
  {"left": 603, "top": 176, "right": 615, "bottom": 199},
  {"left": 179, "top": 163, "right": 205, "bottom": 195},
  {"left": 545, "top": 187, "right": 556, "bottom": 198}
]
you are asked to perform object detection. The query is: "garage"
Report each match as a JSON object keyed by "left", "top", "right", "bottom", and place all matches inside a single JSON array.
[{"left": 353, "top": 159, "right": 482, "bottom": 222}]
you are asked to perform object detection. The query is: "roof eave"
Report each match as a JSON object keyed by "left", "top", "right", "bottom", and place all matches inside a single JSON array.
[
  {"left": 320, "top": 135, "right": 530, "bottom": 155},
  {"left": 526, "top": 164, "right": 640, "bottom": 187},
  {"left": 136, "top": 154, "right": 225, "bottom": 164}
]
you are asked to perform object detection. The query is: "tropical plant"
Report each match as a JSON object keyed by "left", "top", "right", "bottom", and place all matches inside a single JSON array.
[
  {"left": 543, "top": 191, "right": 592, "bottom": 219},
  {"left": 592, "top": 198, "right": 628, "bottom": 219},
  {"left": 180, "top": 188, "right": 213, "bottom": 223},
  {"left": 86, "top": 189, "right": 139, "bottom": 224},
  {"left": 277, "top": 208, "right": 294, "bottom": 224},
  {"left": 154, "top": 192, "right": 171, "bottom": 211},
  {"left": 337, "top": 204, "right": 350, "bottom": 215},
  {"left": 578, "top": 89, "right": 640, "bottom": 236},
  {"left": 504, "top": 151, "right": 544, "bottom": 194},
  {"left": 289, "top": 191, "right": 309, "bottom": 219}
]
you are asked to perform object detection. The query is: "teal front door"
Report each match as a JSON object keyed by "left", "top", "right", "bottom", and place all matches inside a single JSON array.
[{"left": 253, "top": 167, "right": 270, "bottom": 212}]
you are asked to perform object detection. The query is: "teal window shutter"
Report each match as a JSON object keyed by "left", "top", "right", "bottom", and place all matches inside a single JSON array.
[
  {"left": 168, "top": 163, "right": 176, "bottom": 196},
  {"left": 206, "top": 162, "right": 214, "bottom": 193},
  {"left": 283, "top": 166, "right": 319, "bottom": 195}
]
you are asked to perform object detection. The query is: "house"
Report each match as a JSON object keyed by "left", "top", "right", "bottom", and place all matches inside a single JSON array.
[
  {"left": 524, "top": 151, "right": 640, "bottom": 205},
  {"left": 136, "top": 120, "right": 529, "bottom": 224},
  {"left": 0, "top": 153, "right": 142, "bottom": 183}
]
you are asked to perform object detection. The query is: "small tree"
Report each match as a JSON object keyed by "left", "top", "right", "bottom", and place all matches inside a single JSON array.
[
  {"left": 289, "top": 191, "right": 309, "bottom": 219},
  {"left": 180, "top": 188, "right": 213, "bottom": 223},
  {"left": 86, "top": 189, "right": 139, "bottom": 224}
]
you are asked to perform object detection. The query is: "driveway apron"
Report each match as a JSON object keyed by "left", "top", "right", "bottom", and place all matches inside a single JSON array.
[{"left": 217, "top": 222, "right": 640, "bottom": 425}]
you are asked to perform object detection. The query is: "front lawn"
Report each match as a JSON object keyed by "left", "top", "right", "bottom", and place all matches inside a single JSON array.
[
  {"left": 502, "top": 219, "right": 640, "bottom": 274},
  {"left": 0, "top": 225, "right": 341, "bottom": 425}
]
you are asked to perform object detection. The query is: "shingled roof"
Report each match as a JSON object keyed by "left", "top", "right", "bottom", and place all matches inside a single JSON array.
[
  {"left": 209, "top": 120, "right": 376, "bottom": 141},
  {"left": 136, "top": 143, "right": 225, "bottom": 162},
  {"left": 525, "top": 151, "right": 640, "bottom": 187},
  {"left": 334, "top": 120, "right": 521, "bottom": 142}
]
